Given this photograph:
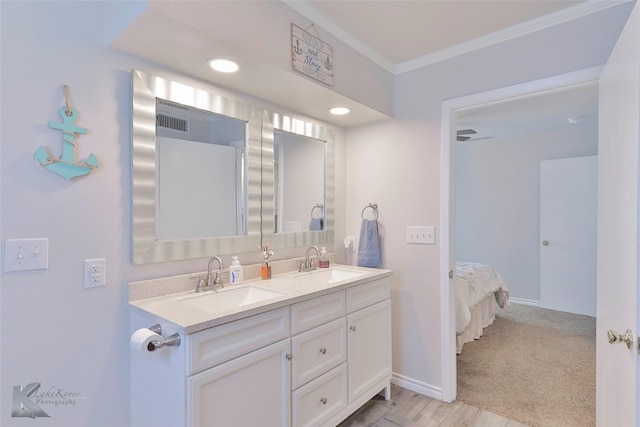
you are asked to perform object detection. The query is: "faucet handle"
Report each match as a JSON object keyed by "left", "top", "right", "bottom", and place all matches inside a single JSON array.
[
  {"left": 190, "top": 274, "right": 206, "bottom": 293},
  {"left": 213, "top": 269, "right": 227, "bottom": 285}
]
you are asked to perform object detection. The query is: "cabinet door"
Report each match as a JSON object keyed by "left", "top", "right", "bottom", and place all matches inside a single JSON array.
[
  {"left": 188, "top": 339, "right": 291, "bottom": 427},
  {"left": 347, "top": 299, "right": 391, "bottom": 403}
]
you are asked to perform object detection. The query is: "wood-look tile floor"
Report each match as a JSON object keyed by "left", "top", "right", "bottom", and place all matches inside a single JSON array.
[{"left": 337, "top": 384, "right": 529, "bottom": 427}]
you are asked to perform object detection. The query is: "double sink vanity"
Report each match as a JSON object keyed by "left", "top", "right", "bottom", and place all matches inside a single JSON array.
[
  {"left": 128, "top": 69, "right": 390, "bottom": 426},
  {"left": 129, "top": 263, "right": 392, "bottom": 427}
]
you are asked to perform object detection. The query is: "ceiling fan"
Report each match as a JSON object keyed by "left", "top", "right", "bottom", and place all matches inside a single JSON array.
[{"left": 457, "top": 129, "right": 477, "bottom": 142}]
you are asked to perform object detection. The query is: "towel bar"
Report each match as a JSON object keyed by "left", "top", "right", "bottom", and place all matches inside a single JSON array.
[
  {"left": 361, "top": 203, "right": 378, "bottom": 220},
  {"left": 311, "top": 204, "right": 324, "bottom": 218}
]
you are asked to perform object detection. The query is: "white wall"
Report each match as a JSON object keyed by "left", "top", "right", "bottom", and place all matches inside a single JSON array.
[
  {"left": 346, "top": 3, "right": 631, "bottom": 395},
  {"left": 0, "top": 2, "right": 346, "bottom": 426},
  {"left": 455, "top": 125, "right": 598, "bottom": 303}
]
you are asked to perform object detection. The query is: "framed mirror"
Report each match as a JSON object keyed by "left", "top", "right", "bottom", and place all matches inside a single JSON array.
[
  {"left": 131, "top": 69, "right": 263, "bottom": 264},
  {"left": 262, "top": 112, "right": 335, "bottom": 249}
]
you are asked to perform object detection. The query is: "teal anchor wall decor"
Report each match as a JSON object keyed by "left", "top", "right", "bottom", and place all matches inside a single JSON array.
[{"left": 34, "top": 86, "right": 98, "bottom": 180}]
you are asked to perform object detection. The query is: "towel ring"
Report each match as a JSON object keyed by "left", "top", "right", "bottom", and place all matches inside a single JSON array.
[
  {"left": 311, "top": 204, "right": 324, "bottom": 218},
  {"left": 361, "top": 203, "right": 378, "bottom": 220}
]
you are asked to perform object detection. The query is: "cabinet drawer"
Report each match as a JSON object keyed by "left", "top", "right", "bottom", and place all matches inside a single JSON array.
[
  {"left": 291, "top": 291, "right": 345, "bottom": 334},
  {"left": 292, "top": 318, "right": 346, "bottom": 389},
  {"left": 346, "top": 278, "right": 390, "bottom": 313},
  {"left": 188, "top": 307, "right": 289, "bottom": 374},
  {"left": 292, "top": 363, "right": 347, "bottom": 427}
]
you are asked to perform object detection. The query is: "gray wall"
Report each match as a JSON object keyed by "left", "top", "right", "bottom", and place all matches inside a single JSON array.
[{"left": 455, "top": 125, "right": 598, "bottom": 303}]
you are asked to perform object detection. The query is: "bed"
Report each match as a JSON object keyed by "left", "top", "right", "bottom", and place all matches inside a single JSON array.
[{"left": 456, "top": 261, "right": 509, "bottom": 354}]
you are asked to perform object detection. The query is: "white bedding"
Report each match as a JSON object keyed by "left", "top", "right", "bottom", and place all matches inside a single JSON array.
[{"left": 456, "top": 261, "right": 509, "bottom": 335}]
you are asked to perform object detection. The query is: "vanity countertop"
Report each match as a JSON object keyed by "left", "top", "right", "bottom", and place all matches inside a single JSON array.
[{"left": 129, "top": 264, "right": 392, "bottom": 334}]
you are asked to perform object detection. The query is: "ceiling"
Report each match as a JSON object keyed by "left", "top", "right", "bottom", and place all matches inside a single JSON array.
[
  {"left": 109, "top": 1, "right": 622, "bottom": 129},
  {"left": 285, "top": 0, "right": 604, "bottom": 136},
  {"left": 457, "top": 80, "right": 600, "bottom": 142}
]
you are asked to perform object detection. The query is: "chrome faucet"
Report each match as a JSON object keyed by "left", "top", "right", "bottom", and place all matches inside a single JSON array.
[
  {"left": 300, "top": 246, "right": 319, "bottom": 272},
  {"left": 207, "top": 256, "right": 224, "bottom": 289}
]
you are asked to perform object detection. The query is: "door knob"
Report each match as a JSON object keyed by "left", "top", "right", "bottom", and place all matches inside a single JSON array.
[
  {"left": 607, "top": 329, "right": 635, "bottom": 350},
  {"left": 542, "top": 240, "right": 549, "bottom": 246}
]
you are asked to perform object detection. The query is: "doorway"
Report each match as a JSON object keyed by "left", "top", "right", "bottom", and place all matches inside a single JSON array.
[{"left": 439, "top": 66, "right": 602, "bottom": 402}]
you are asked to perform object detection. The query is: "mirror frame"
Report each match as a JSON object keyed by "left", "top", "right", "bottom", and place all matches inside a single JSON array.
[
  {"left": 261, "top": 111, "right": 335, "bottom": 250},
  {"left": 131, "top": 69, "right": 263, "bottom": 264}
]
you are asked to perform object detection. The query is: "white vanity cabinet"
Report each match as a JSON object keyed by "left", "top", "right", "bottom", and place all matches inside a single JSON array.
[
  {"left": 291, "top": 278, "right": 392, "bottom": 427},
  {"left": 186, "top": 307, "right": 291, "bottom": 427},
  {"left": 129, "top": 307, "right": 291, "bottom": 427},
  {"left": 346, "top": 280, "right": 392, "bottom": 404},
  {"left": 188, "top": 339, "right": 291, "bottom": 426},
  {"left": 130, "top": 271, "right": 391, "bottom": 427},
  {"left": 291, "top": 292, "right": 348, "bottom": 427}
]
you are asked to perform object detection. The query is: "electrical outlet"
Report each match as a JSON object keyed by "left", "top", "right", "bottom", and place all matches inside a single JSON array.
[{"left": 84, "top": 258, "right": 106, "bottom": 288}]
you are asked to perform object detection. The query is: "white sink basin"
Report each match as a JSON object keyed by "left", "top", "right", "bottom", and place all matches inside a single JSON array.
[
  {"left": 288, "top": 268, "right": 366, "bottom": 284},
  {"left": 177, "top": 286, "right": 285, "bottom": 312}
]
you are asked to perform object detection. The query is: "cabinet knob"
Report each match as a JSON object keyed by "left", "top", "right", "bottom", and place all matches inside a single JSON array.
[
  {"left": 319, "top": 347, "right": 327, "bottom": 355},
  {"left": 350, "top": 325, "right": 357, "bottom": 332},
  {"left": 285, "top": 353, "right": 293, "bottom": 361},
  {"left": 320, "top": 397, "right": 327, "bottom": 405}
]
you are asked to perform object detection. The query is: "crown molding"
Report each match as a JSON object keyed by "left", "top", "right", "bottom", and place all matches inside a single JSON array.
[
  {"left": 282, "top": 0, "right": 631, "bottom": 76},
  {"left": 396, "top": 0, "right": 630, "bottom": 74}
]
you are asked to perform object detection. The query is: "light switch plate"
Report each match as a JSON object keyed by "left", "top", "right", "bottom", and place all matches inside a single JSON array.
[
  {"left": 406, "top": 226, "right": 436, "bottom": 245},
  {"left": 5, "top": 238, "right": 49, "bottom": 272}
]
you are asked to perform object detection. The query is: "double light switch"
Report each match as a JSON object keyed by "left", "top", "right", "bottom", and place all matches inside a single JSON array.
[{"left": 4, "top": 238, "right": 49, "bottom": 272}]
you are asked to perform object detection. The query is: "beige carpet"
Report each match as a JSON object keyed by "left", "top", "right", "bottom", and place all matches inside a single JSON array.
[{"left": 456, "top": 303, "right": 596, "bottom": 427}]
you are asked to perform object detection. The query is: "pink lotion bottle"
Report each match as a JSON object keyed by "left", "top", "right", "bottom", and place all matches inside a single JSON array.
[{"left": 318, "top": 247, "right": 330, "bottom": 268}]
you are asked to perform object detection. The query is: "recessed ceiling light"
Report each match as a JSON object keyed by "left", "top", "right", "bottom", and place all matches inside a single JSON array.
[
  {"left": 330, "top": 107, "right": 350, "bottom": 115},
  {"left": 208, "top": 59, "right": 239, "bottom": 73},
  {"left": 568, "top": 115, "right": 584, "bottom": 124}
]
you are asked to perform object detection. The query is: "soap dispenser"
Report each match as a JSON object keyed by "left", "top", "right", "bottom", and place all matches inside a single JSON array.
[
  {"left": 229, "top": 256, "right": 243, "bottom": 285},
  {"left": 318, "top": 247, "right": 329, "bottom": 268}
]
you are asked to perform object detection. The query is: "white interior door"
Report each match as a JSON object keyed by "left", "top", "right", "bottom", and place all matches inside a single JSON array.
[
  {"left": 596, "top": 2, "right": 639, "bottom": 425},
  {"left": 540, "top": 156, "right": 597, "bottom": 316}
]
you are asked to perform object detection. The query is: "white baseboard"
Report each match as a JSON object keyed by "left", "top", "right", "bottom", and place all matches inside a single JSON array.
[
  {"left": 391, "top": 372, "right": 442, "bottom": 400},
  {"left": 509, "top": 297, "right": 540, "bottom": 307}
]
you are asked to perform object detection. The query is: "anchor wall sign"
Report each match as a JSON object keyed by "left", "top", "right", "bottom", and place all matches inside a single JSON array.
[
  {"left": 34, "top": 86, "right": 99, "bottom": 180},
  {"left": 291, "top": 23, "right": 334, "bottom": 86}
]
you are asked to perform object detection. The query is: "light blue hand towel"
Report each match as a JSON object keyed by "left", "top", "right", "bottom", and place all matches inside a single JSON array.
[
  {"left": 309, "top": 218, "right": 323, "bottom": 231},
  {"left": 357, "top": 219, "right": 380, "bottom": 267}
]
